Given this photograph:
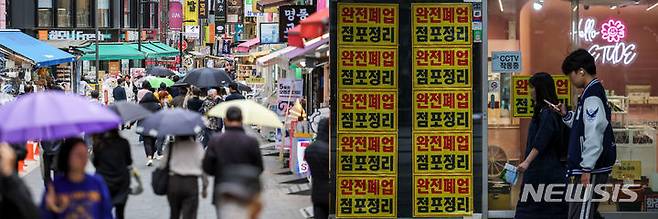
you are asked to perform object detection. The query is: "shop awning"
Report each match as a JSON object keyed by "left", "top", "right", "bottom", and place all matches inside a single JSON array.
[
  {"left": 0, "top": 30, "right": 75, "bottom": 67},
  {"left": 256, "top": 34, "right": 328, "bottom": 66},
  {"left": 257, "top": 0, "right": 294, "bottom": 11},
  {"left": 284, "top": 34, "right": 329, "bottom": 60},
  {"left": 79, "top": 43, "right": 145, "bottom": 61},
  {"left": 236, "top": 38, "right": 260, "bottom": 53},
  {"left": 127, "top": 42, "right": 179, "bottom": 59},
  {"left": 299, "top": 8, "right": 329, "bottom": 39}
]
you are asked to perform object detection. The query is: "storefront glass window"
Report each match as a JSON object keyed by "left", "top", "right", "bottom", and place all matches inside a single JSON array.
[
  {"left": 38, "top": 0, "right": 53, "bottom": 27},
  {"left": 57, "top": 0, "right": 72, "bottom": 27},
  {"left": 487, "top": 0, "right": 658, "bottom": 216},
  {"left": 76, "top": 0, "right": 91, "bottom": 27},
  {"left": 98, "top": 0, "right": 110, "bottom": 27}
]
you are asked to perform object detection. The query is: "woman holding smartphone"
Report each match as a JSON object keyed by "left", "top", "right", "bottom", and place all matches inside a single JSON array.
[{"left": 514, "top": 72, "right": 568, "bottom": 219}]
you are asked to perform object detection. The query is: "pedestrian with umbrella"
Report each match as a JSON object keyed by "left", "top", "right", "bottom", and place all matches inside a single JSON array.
[
  {"left": 182, "top": 68, "right": 232, "bottom": 89},
  {"left": 138, "top": 92, "right": 163, "bottom": 166},
  {"left": 147, "top": 66, "right": 176, "bottom": 77},
  {"left": 137, "top": 109, "right": 208, "bottom": 219},
  {"left": 91, "top": 129, "right": 132, "bottom": 219},
  {"left": 200, "top": 89, "right": 223, "bottom": 147},
  {"left": 41, "top": 138, "right": 113, "bottom": 219},
  {"left": 225, "top": 82, "right": 245, "bottom": 101}
]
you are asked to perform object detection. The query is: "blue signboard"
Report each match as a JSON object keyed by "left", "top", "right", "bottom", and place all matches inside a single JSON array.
[{"left": 492, "top": 51, "right": 522, "bottom": 73}]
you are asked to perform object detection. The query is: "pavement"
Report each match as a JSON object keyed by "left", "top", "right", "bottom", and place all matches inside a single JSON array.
[{"left": 21, "top": 127, "right": 312, "bottom": 219}]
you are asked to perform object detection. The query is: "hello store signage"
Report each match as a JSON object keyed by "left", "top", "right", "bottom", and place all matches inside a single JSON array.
[{"left": 578, "top": 17, "right": 637, "bottom": 65}]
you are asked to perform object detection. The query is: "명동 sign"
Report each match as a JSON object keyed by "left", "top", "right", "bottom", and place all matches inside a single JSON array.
[{"left": 492, "top": 51, "right": 522, "bottom": 73}]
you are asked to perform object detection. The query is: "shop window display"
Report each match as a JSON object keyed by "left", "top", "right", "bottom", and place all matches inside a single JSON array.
[
  {"left": 487, "top": 0, "right": 658, "bottom": 215},
  {"left": 57, "top": 0, "right": 72, "bottom": 27},
  {"left": 77, "top": 0, "right": 91, "bottom": 27},
  {"left": 38, "top": 0, "right": 53, "bottom": 27}
]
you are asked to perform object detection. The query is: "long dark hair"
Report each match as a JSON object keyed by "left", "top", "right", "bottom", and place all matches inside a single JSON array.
[
  {"left": 529, "top": 72, "right": 559, "bottom": 120},
  {"left": 56, "top": 138, "right": 87, "bottom": 175}
]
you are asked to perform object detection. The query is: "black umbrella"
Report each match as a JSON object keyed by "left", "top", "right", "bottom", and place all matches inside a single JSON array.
[
  {"left": 108, "top": 101, "right": 153, "bottom": 123},
  {"left": 136, "top": 108, "right": 205, "bottom": 137},
  {"left": 146, "top": 66, "right": 175, "bottom": 77},
  {"left": 235, "top": 83, "right": 252, "bottom": 92},
  {"left": 182, "top": 68, "right": 232, "bottom": 88}
]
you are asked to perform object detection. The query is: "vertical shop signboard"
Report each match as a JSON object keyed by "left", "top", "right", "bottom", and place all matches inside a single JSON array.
[
  {"left": 278, "top": 5, "right": 315, "bottom": 42},
  {"left": 336, "top": 3, "right": 398, "bottom": 218},
  {"left": 511, "top": 75, "right": 572, "bottom": 117},
  {"left": 411, "top": 3, "right": 473, "bottom": 217}
]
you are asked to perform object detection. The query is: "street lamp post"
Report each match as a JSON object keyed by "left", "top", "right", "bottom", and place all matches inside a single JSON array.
[{"left": 94, "top": 0, "right": 100, "bottom": 91}]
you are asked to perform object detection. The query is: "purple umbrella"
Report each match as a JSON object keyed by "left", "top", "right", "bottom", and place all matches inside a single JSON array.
[{"left": 0, "top": 91, "right": 121, "bottom": 143}]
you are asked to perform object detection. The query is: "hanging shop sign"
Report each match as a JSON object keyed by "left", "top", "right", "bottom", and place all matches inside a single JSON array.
[
  {"left": 413, "top": 89, "right": 472, "bottom": 131},
  {"left": 337, "top": 176, "right": 396, "bottom": 218},
  {"left": 413, "top": 132, "right": 471, "bottom": 174},
  {"left": 226, "top": 0, "right": 243, "bottom": 23},
  {"left": 413, "top": 47, "right": 471, "bottom": 88},
  {"left": 337, "top": 133, "right": 397, "bottom": 175},
  {"left": 511, "top": 75, "right": 572, "bottom": 118},
  {"left": 413, "top": 175, "right": 473, "bottom": 217},
  {"left": 278, "top": 5, "right": 315, "bottom": 42},
  {"left": 412, "top": 4, "right": 472, "bottom": 45},
  {"left": 183, "top": 0, "right": 199, "bottom": 24},
  {"left": 169, "top": 2, "right": 183, "bottom": 31},
  {"left": 259, "top": 22, "right": 279, "bottom": 44},
  {"left": 216, "top": 0, "right": 226, "bottom": 21},
  {"left": 338, "top": 90, "right": 397, "bottom": 132},
  {"left": 337, "top": 4, "right": 398, "bottom": 46},
  {"left": 577, "top": 17, "right": 637, "bottom": 65},
  {"left": 198, "top": 0, "right": 207, "bottom": 18},
  {"left": 491, "top": 51, "right": 521, "bottom": 73},
  {"left": 338, "top": 46, "right": 398, "bottom": 90}
]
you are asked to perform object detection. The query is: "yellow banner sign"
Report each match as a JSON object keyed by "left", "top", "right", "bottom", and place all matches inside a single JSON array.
[
  {"left": 183, "top": 0, "right": 199, "bottom": 24},
  {"left": 337, "top": 133, "right": 397, "bottom": 175},
  {"left": 412, "top": 3, "right": 472, "bottom": 45},
  {"left": 337, "top": 176, "right": 397, "bottom": 218},
  {"left": 413, "top": 175, "right": 473, "bottom": 217},
  {"left": 338, "top": 46, "right": 398, "bottom": 89},
  {"left": 413, "top": 132, "right": 471, "bottom": 174},
  {"left": 338, "top": 90, "right": 397, "bottom": 132},
  {"left": 246, "top": 77, "right": 265, "bottom": 84},
  {"left": 612, "top": 160, "right": 642, "bottom": 180},
  {"left": 511, "top": 75, "right": 572, "bottom": 117},
  {"left": 337, "top": 3, "right": 399, "bottom": 46},
  {"left": 413, "top": 89, "right": 472, "bottom": 131},
  {"left": 413, "top": 47, "right": 472, "bottom": 88}
]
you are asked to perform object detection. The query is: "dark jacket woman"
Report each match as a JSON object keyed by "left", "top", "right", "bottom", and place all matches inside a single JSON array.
[
  {"left": 139, "top": 92, "right": 162, "bottom": 165},
  {"left": 514, "top": 73, "right": 568, "bottom": 219},
  {"left": 92, "top": 129, "right": 133, "bottom": 219},
  {"left": 305, "top": 118, "right": 330, "bottom": 219}
]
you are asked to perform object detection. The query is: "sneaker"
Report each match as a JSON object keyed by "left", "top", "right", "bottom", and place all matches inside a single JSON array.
[{"left": 146, "top": 159, "right": 153, "bottom": 166}]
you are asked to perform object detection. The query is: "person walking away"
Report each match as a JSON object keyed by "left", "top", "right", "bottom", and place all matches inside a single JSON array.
[
  {"left": 305, "top": 118, "right": 330, "bottom": 219},
  {"left": 172, "top": 87, "right": 189, "bottom": 108},
  {"left": 514, "top": 73, "right": 568, "bottom": 219},
  {"left": 156, "top": 83, "right": 173, "bottom": 108},
  {"left": 203, "top": 107, "right": 263, "bottom": 218},
  {"left": 40, "top": 140, "right": 62, "bottom": 187},
  {"left": 91, "top": 129, "right": 133, "bottom": 219},
  {"left": 113, "top": 78, "right": 127, "bottom": 103},
  {"left": 139, "top": 92, "right": 162, "bottom": 166},
  {"left": 186, "top": 88, "right": 204, "bottom": 113},
  {"left": 41, "top": 138, "right": 113, "bottom": 219},
  {"left": 161, "top": 136, "right": 208, "bottom": 219},
  {"left": 225, "top": 83, "right": 245, "bottom": 101},
  {"left": 201, "top": 89, "right": 223, "bottom": 147},
  {"left": 0, "top": 143, "right": 41, "bottom": 218},
  {"left": 137, "top": 83, "right": 152, "bottom": 103},
  {"left": 90, "top": 90, "right": 100, "bottom": 103},
  {"left": 552, "top": 49, "right": 616, "bottom": 219}
]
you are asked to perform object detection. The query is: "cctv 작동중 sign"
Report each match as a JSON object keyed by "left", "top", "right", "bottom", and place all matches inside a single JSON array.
[{"left": 492, "top": 51, "right": 521, "bottom": 73}]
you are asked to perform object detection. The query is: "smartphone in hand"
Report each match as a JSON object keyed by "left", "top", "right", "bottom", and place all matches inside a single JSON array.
[{"left": 544, "top": 99, "right": 562, "bottom": 114}]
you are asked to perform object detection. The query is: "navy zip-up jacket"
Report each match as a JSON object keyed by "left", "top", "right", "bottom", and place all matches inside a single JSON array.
[{"left": 562, "top": 79, "right": 616, "bottom": 175}]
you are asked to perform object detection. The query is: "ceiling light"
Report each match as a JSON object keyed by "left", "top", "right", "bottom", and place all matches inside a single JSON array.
[
  {"left": 498, "top": 0, "right": 504, "bottom": 12},
  {"left": 572, "top": 5, "right": 578, "bottom": 11},
  {"left": 648, "top": 2, "right": 658, "bottom": 11},
  {"left": 610, "top": 5, "right": 617, "bottom": 9},
  {"left": 533, "top": 0, "right": 544, "bottom": 11}
]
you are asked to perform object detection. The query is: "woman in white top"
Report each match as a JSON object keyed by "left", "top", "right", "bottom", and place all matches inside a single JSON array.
[{"left": 160, "top": 136, "right": 208, "bottom": 219}]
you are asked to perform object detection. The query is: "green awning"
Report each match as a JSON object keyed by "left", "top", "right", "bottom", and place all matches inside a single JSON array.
[
  {"left": 127, "top": 42, "right": 179, "bottom": 59},
  {"left": 79, "top": 43, "right": 145, "bottom": 60}
]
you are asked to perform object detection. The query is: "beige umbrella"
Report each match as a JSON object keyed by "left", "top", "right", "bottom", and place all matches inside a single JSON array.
[{"left": 207, "top": 99, "right": 283, "bottom": 128}]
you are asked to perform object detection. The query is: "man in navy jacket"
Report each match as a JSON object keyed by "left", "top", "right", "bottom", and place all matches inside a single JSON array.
[{"left": 554, "top": 49, "right": 616, "bottom": 219}]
